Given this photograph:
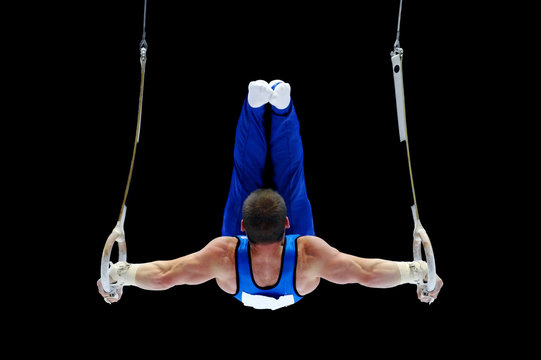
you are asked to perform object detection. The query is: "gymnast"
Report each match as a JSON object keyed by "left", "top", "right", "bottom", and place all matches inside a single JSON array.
[{"left": 97, "top": 80, "right": 443, "bottom": 310}]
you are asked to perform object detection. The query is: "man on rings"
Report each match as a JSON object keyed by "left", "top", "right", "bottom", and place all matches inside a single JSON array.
[{"left": 97, "top": 80, "right": 443, "bottom": 310}]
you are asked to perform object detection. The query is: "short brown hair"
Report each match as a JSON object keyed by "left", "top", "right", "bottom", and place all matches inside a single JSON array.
[{"left": 242, "top": 189, "right": 287, "bottom": 244}]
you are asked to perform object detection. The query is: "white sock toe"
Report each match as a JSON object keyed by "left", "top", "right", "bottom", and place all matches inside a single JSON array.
[
  {"left": 248, "top": 80, "right": 273, "bottom": 108},
  {"left": 269, "top": 81, "right": 291, "bottom": 109}
]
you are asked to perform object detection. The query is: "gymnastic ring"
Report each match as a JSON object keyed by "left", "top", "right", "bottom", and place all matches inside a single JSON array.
[
  {"left": 413, "top": 226, "right": 436, "bottom": 295},
  {"left": 100, "top": 221, "right": 127, "bottom": 295}
]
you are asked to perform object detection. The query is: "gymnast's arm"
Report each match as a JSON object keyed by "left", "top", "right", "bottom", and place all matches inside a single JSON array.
[
  {"left": 300, "top": 236, "right": 443, "bottom": 300},
  {"left": 97, "top": 237, "right": 237, "bottom": 301}
]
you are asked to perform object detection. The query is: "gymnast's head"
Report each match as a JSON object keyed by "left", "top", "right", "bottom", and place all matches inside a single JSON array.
[{"left": 241, "top": 188, "right": 290, "bottom": 244}]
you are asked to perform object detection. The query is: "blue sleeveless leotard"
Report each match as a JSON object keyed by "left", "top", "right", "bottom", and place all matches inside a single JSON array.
[{"left": 233, "top": 234, "right": 303, "bottom": 310}]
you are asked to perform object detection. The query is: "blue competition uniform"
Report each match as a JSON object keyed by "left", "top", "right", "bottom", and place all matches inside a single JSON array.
[
  {"left": 221, "top": 92, "right": 315, "bottom": 239},
  {"left": 233, "top": 235, "right": 303, "bottom": 310},
  {"left": 222, "top": 84, "right": 314, "bottom": 309}
]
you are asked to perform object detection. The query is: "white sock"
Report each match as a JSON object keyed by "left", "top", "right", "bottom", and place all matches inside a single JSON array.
[
  {"left": 269, "top": 81, "right": 291, "bottom": 110},
  {"left": 247, "top": 80, "right": 273, "bottom": 108}
]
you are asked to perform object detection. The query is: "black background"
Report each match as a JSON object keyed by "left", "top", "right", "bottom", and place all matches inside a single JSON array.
[{"left": 12, "top": 0, "right": 533, "bottom": 356}]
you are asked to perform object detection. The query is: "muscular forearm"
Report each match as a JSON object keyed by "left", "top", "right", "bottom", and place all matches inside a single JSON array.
[
  {"left": 109, "top": 260, "right": 176, "bottom": 291},
  {"left": 369, "top": 260, "right": 428, "bottom": 288},
  {"left": 109, "top": 252, "right": 215, "bottom": 291},
  {"left": 132, "top": 261, "right": 176, "bottom": 290},
  {"left": 356, "top": 258, "right": 402, "bottom": 288},
  {"left": 352, "top": 258, "right": 428, "bottom": 289}
]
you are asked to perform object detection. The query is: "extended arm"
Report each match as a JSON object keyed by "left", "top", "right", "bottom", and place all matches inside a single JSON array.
[
  {"left": 308, "top": 238, "right": 403, "bottom": 288},
  {"left": 301, "top": 236, "right": 442, "bottom": 300},
  {"left": 124, "top": 250, "right": 217, "bottom": 291},
  {"left": 97, "top": 237, "right": 237, "bottom": 302},
  {"left": 325, "top": 253, "right": 403, "bottom": 288}
]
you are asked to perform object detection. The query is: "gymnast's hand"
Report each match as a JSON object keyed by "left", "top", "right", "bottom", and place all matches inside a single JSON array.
[
  {"left": 413, "top": 227, "right": 443, "bottom": 303},
  {"left": 418, "top": 275, "right": 443, "bottom": 303},
  {"left": 97, "top": 278, "right": 123, "bottom": 303}
]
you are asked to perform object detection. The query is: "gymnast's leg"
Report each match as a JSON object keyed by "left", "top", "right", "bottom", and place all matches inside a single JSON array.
[
  {"left": 269, "top": 81, "right": 315, "bottom": 236},
  {"left": 221, "top": 81, "right": 272, "bottom": 236}
]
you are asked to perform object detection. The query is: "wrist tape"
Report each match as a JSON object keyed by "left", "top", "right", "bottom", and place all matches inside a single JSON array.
[
  {"left": 109, "top": 262, "right": 140, "bottom": 286},
  {"left": 396, "top": 261, "right": 428, "bottom": 285}
]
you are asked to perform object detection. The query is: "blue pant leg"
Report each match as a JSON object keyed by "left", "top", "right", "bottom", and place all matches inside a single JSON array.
[
  {"left": 222, "top": 98, "right": 267, "bottom": 236},
  {"left": 270, "top": 102, "right": 315, "bottom": 236}
]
